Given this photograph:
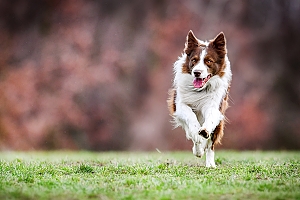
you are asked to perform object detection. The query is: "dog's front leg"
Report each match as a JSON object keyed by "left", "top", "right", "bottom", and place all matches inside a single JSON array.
[
  {"left": 200, "top": 108, "right": 223, "bottom": 138},
  {"left": 175, "top": 103, "right": 201, "bottom": 142},
  {"left": 175, "top": 103, "right": 208, "bottom": 157},
  {"left": 205, "top": 140, "right": 216, "bottom": 167}
]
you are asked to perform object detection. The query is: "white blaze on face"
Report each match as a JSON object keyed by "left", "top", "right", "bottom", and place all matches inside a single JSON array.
[{"left": 191, "top": 47, "right": 211, "bottom": 88}]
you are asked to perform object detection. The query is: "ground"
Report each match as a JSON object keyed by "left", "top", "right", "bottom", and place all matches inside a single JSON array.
[{"left": 0, "top": 151, "right": 299, "bottom": 200}]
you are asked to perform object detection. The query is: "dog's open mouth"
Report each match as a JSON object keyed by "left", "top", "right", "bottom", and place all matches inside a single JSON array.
[{"left": 193, "top": 74, "right": 212, "bottom": 88}]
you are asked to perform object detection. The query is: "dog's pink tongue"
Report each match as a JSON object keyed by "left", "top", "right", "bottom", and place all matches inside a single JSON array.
[{"left": 193, "top": 78, "right": 204, "bottom": 88}]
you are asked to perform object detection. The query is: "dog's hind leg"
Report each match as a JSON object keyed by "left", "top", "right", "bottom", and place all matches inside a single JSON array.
[{"left": 205, "top": 140, "right": 216, "bottom": 168}]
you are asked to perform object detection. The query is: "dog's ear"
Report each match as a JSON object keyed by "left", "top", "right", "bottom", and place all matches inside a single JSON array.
[
  {"left": 184, "top": 30, "right": 199, "bottom": 56},
  {"left": 212, "top": 32, "right": 227, "bottom": 55}
]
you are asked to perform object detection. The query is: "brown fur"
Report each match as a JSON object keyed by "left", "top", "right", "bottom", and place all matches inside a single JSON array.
[
  {"left": 184, "top": 30, "right": 200, "bottom": 56},
  {"left": 182, "top": 31, "right": 205, "bottom": 74},
  {"left": 211, "top": 86, "right": 231, "bottom": 149},
  {"left": 206, "top": 32, "right": 227, "bottom": 78},
  {"left": 167, "top": 89, "right": 176, "bottom": 115},
  {"left": 182, "top": 32, "right": 227, "bottom": 78}
]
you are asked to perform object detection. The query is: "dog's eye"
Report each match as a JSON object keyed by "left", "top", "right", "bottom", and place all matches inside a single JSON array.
[
  {"left": 206, "top": 59, "right": 213, "bottom": 64},
  {"left": 190, "top": 58, "right": 197, "bottom": 66}
]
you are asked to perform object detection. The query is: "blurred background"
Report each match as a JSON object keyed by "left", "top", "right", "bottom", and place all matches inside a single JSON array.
[{"left": 0, "top": 0, "right": 299, "bottom": 151}]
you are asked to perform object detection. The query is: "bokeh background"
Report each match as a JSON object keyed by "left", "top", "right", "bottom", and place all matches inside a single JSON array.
[{"left": 0, "top": 0, "right": 299, "bottom": 151}]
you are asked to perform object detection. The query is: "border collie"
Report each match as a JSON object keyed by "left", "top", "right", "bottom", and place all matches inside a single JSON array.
[{"left": 167, "top": 30, "right": 232, "bottom": 167}]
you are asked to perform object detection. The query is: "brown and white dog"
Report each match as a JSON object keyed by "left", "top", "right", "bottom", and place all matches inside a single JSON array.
[{"left": 167, "top": 31, "right": 232, "bottom": 167}]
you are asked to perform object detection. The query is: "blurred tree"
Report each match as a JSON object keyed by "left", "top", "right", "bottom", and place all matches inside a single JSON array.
[{"left": 0, "top": 0, "right": 299, "bottom": 150}]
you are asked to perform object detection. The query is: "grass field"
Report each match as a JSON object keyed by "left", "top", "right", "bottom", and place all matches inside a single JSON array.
[{"left": 0, "top": 151, "right": 299, "bottom": 200}]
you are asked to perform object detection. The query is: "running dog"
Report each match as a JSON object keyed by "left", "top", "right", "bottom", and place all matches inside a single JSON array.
[{"left": 167, "top": 30, "right": 232, "bottom": 167}]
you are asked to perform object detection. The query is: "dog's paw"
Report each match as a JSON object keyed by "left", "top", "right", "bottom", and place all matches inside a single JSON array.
[
  {"left": 205, "top": 161, "right": 216, "bottom": 168},
  {"left": 198, "top": 128, "right": 209, "bottom": 139},
  {"left": 188, "top": 122, "right": 201, "bottom": 141},
  {"left": 192, "top": 143, "right": 205, "bottom": 158}
]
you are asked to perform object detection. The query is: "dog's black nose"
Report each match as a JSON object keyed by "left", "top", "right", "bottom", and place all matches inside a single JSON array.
[{"left": 194, "top": 71, "right": 201, "bottom": 77}]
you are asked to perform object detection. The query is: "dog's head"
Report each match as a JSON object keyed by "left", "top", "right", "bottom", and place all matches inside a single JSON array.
[{"left": 182, "top": 30, "right": 227, "bottom": 89}]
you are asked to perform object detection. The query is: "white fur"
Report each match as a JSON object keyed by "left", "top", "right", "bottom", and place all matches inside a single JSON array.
[
  {"left": 191, "top": 46, "right": 210, "bottom": 79},
  {"left": 172, "top": 52, "right": 232, "bottom": 167}
]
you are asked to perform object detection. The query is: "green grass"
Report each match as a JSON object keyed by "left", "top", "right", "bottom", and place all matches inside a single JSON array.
[{"left": 0, "top": 151, "right": 299, "bottom": 200}]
